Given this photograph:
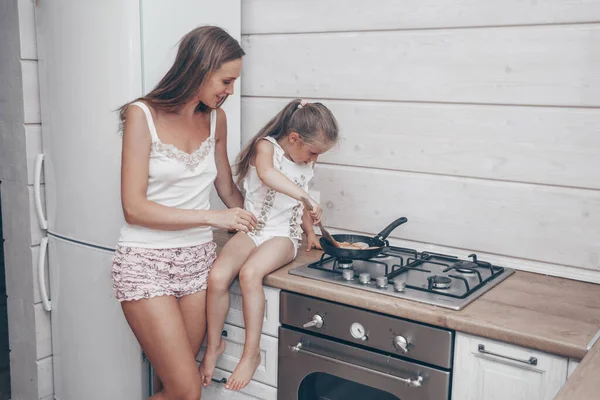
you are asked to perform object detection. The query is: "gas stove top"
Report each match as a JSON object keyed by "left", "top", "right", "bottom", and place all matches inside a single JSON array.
[{"left": 289, "top": 246, "right": 515, "bottom": 310}]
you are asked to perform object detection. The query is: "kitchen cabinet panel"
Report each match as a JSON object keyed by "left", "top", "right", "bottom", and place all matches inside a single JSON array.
[
  {"left": 201, "top": 367, "right": 277, "bottom": 400},
  {"left": 567, "top": 358, "right": 580, "bottom": 377},
  {"left": 197, "top": 323, "right": 279, "bottom": 387},
  {"left": 452, "top": 332, "right": 568, "bottom": 400},
  {"left": 225, "top": 280, "right": 280, "bottom": 337}
]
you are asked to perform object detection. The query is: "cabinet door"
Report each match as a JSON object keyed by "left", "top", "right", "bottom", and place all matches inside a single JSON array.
[
  {"left": 226, "top": 280, "right": 280, "bottom": 337},
  {"left": 197, "top": 323, "right": 279, "bottom": 387},
  {"left": 452, "top": 333, "right": 568, "bottom": 400},
  {"left": 567, "top": 358, "right": 580, "bottom": 377},
  {"left": 202, "top": 368, "right": 277, "bottom": 400}
]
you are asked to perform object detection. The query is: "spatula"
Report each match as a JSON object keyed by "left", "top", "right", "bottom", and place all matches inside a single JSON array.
[{"left": 300, "top": 197, "right": 341, "bottom": 248}]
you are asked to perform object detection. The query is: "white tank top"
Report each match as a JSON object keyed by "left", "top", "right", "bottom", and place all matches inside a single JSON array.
[
  {"left": 118, "top": 102, "right": 217, "bottom": 248},
  {"left": 244, "top": 137, "right": 314, "bottom": 241}
]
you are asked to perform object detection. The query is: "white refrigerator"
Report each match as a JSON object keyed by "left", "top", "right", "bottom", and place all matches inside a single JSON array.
[{"left": 34, "top": 1, "right": 241, "bottom": 399}]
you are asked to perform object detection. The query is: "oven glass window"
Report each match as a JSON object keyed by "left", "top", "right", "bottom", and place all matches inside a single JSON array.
[{"left": 298, "top": 372, "right": 400, "bottom": 400}]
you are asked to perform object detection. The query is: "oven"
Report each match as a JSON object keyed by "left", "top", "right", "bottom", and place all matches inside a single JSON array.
[{"left": 278, "top": 292, "right": 453, "bottom": 400}]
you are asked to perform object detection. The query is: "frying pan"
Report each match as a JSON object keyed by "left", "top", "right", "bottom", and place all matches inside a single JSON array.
[{"left": 320, "top": 217, "right": 408, "bottom": 260}]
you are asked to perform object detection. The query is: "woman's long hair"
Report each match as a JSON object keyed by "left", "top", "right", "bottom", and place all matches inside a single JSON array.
[
  {"left": 118, "top": 26, "right": 244, "bottom": 129},
  {"left": 235, "top": 99, "right": 339, "bottom": 184}
]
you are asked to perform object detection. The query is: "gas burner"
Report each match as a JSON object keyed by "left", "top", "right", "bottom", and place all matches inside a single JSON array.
[
  {"left": 428, "top": 275, "right": 452, "bottom": 290},
  {"left": 337, "top": 259, "right": 353, "bottom": 269},
  {"left": 292, "top": 245, "right": 515, "bottom": 310},
  {"left": 453, "top": 261, "right": 478, "bottom": 274}
]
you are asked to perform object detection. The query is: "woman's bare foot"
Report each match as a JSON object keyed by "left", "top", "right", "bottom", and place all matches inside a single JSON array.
[
  {"left": 199, "top": 340, "right": 226, "bottom": 387},
  {"left": 225, "top": 350, "right": 261, "bottom": 391}
]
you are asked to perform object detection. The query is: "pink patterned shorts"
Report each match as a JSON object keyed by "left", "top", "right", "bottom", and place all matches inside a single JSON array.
[{"left": 111, "top": 241, "right": 217, "bottom": 302}]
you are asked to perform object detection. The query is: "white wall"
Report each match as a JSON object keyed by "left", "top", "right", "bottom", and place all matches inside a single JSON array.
[
  {"left": 0, "top": 0, "right": 53, "bottom": 399},
  {"left": 240, "top": 0, "right": 600, "bottom": 282}
]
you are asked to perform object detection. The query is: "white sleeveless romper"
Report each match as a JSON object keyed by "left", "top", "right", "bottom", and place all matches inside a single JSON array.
[
  {"left": 243, "top": 137, "right": 314, "bottom": 258},
  {"left": 112, "top": 102, "right": 218, "bottom": 301}
]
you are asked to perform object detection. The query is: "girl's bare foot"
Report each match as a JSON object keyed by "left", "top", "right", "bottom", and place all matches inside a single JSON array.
[
  {"left": 225, "top": 350, "right": 261, "bottom": 391},
  {"left": 199, "top": 340, "right": 226, "bottom": 387}
]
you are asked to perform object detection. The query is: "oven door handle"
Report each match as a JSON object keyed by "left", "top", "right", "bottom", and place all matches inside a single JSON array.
[{"left": 290, "top": 342, "right": 424, "bottom": 388}]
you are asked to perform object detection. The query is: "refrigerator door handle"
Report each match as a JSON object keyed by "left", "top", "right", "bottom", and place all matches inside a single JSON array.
[
  {"left": 34, "top": 154, "right": 48, "bottom": 230},
  {"left": 38, "top": 237, "right": 52, "bottom": 311}
]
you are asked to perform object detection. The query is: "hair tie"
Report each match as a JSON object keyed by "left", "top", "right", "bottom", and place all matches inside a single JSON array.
[{"left": 297, "top": 99, "right": 308, "bottom": 109}]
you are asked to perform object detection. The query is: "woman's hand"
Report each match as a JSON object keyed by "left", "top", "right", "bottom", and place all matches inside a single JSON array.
[
  {"left": 305, "top": 232, "right": 322, "bottom": 252},
  {"left": 207, "top": 208, "right": 257, "bottom": 232}
]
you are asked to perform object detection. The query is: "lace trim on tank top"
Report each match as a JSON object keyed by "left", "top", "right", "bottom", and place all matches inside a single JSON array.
[
  {"left": 252, "top": 188, "right": 277, "bottom": 236},
  {"left": 151, "top": 138, "right": 214, "bottom": 172},
  {"left": 130, "top": 101, "right": 216, "bottom": 172}
]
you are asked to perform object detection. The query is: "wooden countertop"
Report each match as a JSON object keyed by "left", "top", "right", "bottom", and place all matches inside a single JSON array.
[
  {"left": 554, "top": 340, "right": 600, "bottom": 400},
  {"left": 214, "top": 231, "right": 600, "bottom": 360}
]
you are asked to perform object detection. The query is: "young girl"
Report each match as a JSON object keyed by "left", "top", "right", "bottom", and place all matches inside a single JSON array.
[
  {"left": 199, "top": 99, "right": 339, "bottom": 391},
  {"left": 112, "top": 26, "right": 257, "bottom": 400}
]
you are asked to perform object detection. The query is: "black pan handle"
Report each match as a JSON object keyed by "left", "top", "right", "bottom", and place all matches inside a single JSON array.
[{"left": 374, "top": 217, "right": 408, "bottom": 241}]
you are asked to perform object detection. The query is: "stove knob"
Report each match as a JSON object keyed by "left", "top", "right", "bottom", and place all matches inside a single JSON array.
[
  {"left": 342, "top": 269, "right": 355, "bottom": 281},
  {"left": 393, "top": 335, "right": 410, "bottom": 353},
  {"left": 375, "top": 276, "right": 388, "bottom": 288},
  {"left": 393, "top": 280, "right": 406, "bottom": 292},
  {"left": 358, "top": 273, "right": 371, "bottom": 284},
  {"left": 303, "top": 314, "right": 324, "bottom": 329}
]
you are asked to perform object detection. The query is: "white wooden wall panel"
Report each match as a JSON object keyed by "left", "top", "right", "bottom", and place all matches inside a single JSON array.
[
  {"left": 37, "top": 356, "right": 53, "bottom": 399},
  {"left": 18, "top": 0, "right": 37, "bottom": 59},
  {"left": 243, "top": 0, "right": 600, "bottom": 33},
  {"left": 242, "top": 25, "right": 600, "bottom": 107},
  {"left": 0, "top": 121, "right": 28, "bottom": 185},
  {"left": 26, "top": 124, "right": 43, "bottom": 185},
  {"left": 313, "top": 164, "right": 600, "bottom": 271},
  {"left": 21, "top": 60, "right": 41, "bottom": 123},
  {"left": 34, "top": 304, "right": 51, "bottom": 359},
  {"left": 242, "top": 97, "right": 600, "bottom": 190}
]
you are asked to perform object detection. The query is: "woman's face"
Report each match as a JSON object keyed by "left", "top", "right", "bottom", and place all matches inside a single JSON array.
[{"left": 198, "top": 58, "right": 243, "bottom": 108}]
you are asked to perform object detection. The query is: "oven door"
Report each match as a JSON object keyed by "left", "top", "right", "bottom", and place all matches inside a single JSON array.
[{"left": 278, "top": 327, "right": 450, "bottom": 400}]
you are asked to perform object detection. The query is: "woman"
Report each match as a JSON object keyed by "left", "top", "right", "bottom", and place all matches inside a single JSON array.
[{"left": 111, "top": 26, "right": 256, "bottom": 400}]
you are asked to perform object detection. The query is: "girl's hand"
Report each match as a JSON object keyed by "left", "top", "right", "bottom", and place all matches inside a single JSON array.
[
  {"left": 305, "top": 233, "right": 322, "bottom": 252},
  {"left": 308, "top": 199, "right": 323, "bottom": 225},
  {"left": 208, "top": 208, "right": 257, "bottom": 232}
]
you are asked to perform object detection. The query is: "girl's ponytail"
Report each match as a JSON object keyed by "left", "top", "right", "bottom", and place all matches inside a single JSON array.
[{"left": 235, "top": 99, "right": 302, "bottom": 185}]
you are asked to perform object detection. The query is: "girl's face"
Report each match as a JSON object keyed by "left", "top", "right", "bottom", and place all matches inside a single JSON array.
[
  {"left": 287, "top": 132, "right": 333, "bottom": 165},
  {"left": 198, "top": 58, "right": 242, "bottom": 109}
]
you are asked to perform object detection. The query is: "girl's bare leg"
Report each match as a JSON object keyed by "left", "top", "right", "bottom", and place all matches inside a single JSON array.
[
  {"left": 199, "top": 232, "right": 256, "bottom": 387},
  {"left": 226, "top": 237, "right": 295, "bottom": 391}
]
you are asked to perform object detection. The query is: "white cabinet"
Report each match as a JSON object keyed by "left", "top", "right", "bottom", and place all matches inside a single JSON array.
[
  {"left": 452, "top": 333, "right": 568, "bottom": 400},
  {"left": 195, "top": 284, "right": 281, "bottom": 394},
  {"left": 201, "top": 368, "right": 277, "bottom": 400},
  {"left": 567, "top": 358, "right": 580, "bottom": 377},
  {"left": 225, "top": 280, "right": 281, "bottom": 337},
  {"left": 197, "top": 323, "right": 279, "bottom": 387}
]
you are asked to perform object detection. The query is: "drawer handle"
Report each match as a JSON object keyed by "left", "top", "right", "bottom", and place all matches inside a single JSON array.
[
  {"left": 222, "top": 330, "right": 228, "bottom": 337},
  {"left": 478, "top": 344, "right": 538, "bottom": 366},
  {"left": 211, "top": 377, "right": 227, "bottom": 384},
  {"left": 290, "top": 342, "right": 423, "bottom": 388}
]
